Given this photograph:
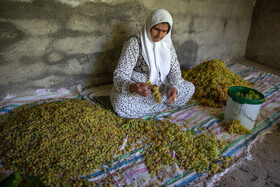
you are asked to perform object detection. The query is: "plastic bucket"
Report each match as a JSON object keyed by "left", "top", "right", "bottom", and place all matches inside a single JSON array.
[{"left": 224, "top": 86, "right": 265, "bottom": 130}]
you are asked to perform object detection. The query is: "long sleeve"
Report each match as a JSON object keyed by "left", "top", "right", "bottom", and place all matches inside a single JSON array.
[
  {"left": 166, "top": 45, "right": 186, "bottom": 94},
  {"left": 113, "top": 37, "right": 140, "bottom": 94}
]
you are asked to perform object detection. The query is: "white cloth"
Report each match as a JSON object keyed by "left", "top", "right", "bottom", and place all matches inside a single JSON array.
[{"left": 140, "top": 9, "right": 173, "bottom": 85}]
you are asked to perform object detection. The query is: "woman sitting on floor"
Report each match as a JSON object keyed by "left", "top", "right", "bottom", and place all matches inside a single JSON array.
[{"left": 110, "top": 9, "right": 195, "bottom": 118}]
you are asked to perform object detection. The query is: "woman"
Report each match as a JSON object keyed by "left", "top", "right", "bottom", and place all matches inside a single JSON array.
[{"left": 110, "top": 9, "right": 195, "bottom": 118}]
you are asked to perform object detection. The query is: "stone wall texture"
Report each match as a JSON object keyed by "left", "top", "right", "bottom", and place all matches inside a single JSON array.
[
  {"left": 0, "top": 0, "right": 256, "bottom": 97},
  {"left": 246, "top": 0, "right": 280, "bottom": 69}
]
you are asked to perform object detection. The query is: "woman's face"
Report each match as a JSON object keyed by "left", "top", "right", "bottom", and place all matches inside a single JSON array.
[{"left": 150, "top": 23, "right": 169, "bottom": 42}]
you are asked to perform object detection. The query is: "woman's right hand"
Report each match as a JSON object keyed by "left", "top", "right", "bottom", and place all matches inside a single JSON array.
[{"left": 129, "top": 82, "right": 151, "bottom": 97}]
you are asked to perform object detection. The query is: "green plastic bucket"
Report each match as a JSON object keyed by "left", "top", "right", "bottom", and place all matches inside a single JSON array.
[{"left": 224, "top": 86, "right": 265, "bottom": 130}]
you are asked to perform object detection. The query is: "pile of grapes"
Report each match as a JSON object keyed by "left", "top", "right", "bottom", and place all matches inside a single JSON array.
[
  {"left": 0, "top": 99, "right": 232, "bottom": 186},
  {"left": 181, "top": 59, "right": 252, "bottom": 107},
  {"left": 0, "top": 99, "right": 126, "bottom": 186},
  {"left": 120, "top": 119, "right": 231, "bottom": 176},
  {"left": 225, "top": 119, "right": 251, "bottom": 135}
]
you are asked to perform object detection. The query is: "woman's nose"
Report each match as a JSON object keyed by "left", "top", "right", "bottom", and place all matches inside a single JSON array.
[
  {"left": 156, "top": 31, "right": 160, "bottom": 37},
  {"left": 157, "top": 31, "right": 163, "bottom": 37}
]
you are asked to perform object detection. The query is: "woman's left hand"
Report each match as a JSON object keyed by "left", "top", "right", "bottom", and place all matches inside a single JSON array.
[{"left": 167, "top": 87, "right": 177, "bottom": 105}]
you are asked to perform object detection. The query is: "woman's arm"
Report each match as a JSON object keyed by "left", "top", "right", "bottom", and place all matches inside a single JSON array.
[
  {"left": 167, "top": 45, "right": 185, "bottom": 93},
  {"left": 113, "top": 37, "right": 140, "bottom": 94}
]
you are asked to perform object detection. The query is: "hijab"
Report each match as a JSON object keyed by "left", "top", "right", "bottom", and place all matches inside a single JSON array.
[{"left": 140, "top": 9, "right": 173, "bottom": 85}]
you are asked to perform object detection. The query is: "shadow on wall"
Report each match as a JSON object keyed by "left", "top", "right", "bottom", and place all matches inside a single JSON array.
[
  {"left": 176, "top": 40, "right": 198, "bottom": 70},
  {"left": 85, "top": 23, "right": 131, "bottom": 88},
  {"left": 0, "top": 21, "right": 25, "bottom": 52}
]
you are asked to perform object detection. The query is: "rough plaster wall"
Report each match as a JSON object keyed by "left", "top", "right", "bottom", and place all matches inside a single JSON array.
[
  {"left": 246, "top": 0, "right": 280, "bottom": 70},
  {"left": 0, "top": 0, "right": 255, "bottom": 98}
]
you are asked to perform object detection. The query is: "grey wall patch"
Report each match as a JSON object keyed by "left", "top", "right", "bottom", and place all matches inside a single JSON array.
[
  {"left": 177, "top": 40, "right": 199, "bottom": 69},
  {"left": 0, "top": 21, "right": 25, "bottom": 51}
]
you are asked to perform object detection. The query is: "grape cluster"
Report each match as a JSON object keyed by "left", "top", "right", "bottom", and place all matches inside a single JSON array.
[
  {"left": 146, "top": 80, "right": 162, "bottom": 103},
  {"left": 0, "top": 99, "right": 232, "bottom": 185},
  {"left": 209, "top": 155, "right": 234, "bottom": 173},
  {"left": 225, "top": 119, "right": 251, "bottom": 135},
  {"left": 181, "top": 59, "right": 252, "bottom": 107},
  {"left": 234, "top": 90, "right": 261, "bottom": 100}
]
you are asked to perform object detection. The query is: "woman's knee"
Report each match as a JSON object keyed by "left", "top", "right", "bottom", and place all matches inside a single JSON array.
[{"left": 176, "top": 81, "right": 195, "bottom": 103}]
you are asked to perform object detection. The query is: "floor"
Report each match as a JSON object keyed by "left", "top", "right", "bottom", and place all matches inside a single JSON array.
[
  {"left": 74, "top": 59, "right": 280, "bottom": 187},
  {"left": 85, "top": 59, "right": 280, "bottom": 187},
  {"left": 217, "top": 128, "right": 280, "bottom": 187},
  {"left": 1, "top": 60, "right": 279, "bottom": 186},
  {"left": 236, "top": 59, "right": 280, "bottom": 77},
  {"left": 216, "top": 59, "right": 280, "bottom": 187}
]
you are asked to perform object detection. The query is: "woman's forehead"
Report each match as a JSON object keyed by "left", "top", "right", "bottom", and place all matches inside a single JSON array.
[{"left": 152, "top": 23, "right": 169, "bottom": 31}]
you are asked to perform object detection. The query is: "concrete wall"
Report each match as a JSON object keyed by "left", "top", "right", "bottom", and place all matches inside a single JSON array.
[
  {"left": 246, "top": 0, "right": 280, "bottom": 69},
  {"left": 0, "top": 0, "right": 255, "bottom": 98}
]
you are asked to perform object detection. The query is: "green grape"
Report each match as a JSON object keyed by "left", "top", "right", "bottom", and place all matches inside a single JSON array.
[
  {"left": 234, "top": 90, "right": 261, "bottom": 100},
  {"left": 225, "top": 119, "right": 251, "bottom": 135},
  {"left": 146, "top": 80, "right": 162, "bottom": 103},
  {"left": 0, "top": 98, "right": 234, "bottom": 185},
  {"left": 0, "top": 99, "right": 126, "bottom": 186},
  {"left": 181, "top": 59, "right": 252, "bottom": 107}
]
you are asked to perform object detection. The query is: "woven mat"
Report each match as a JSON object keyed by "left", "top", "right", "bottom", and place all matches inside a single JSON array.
[{"left": 0, "top": 63, "right": 280, "bottom": 186}]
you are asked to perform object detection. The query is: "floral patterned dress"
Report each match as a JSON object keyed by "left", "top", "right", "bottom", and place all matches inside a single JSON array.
[{"left": 110, "top": 34, "right": 195, "bottom": 118}]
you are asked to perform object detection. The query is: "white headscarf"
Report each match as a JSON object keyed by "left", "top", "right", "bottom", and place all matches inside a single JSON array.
[{"left": 140, "top": 9, "right": 173, "bottom": 85}]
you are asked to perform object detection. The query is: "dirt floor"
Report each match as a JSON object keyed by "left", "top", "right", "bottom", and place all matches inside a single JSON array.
[
  {"left": 216, "top": 127, "right": 280, "bottom": 187},
  {"left": 216, "top": 60, "right": 280, "bottom": 187}
]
